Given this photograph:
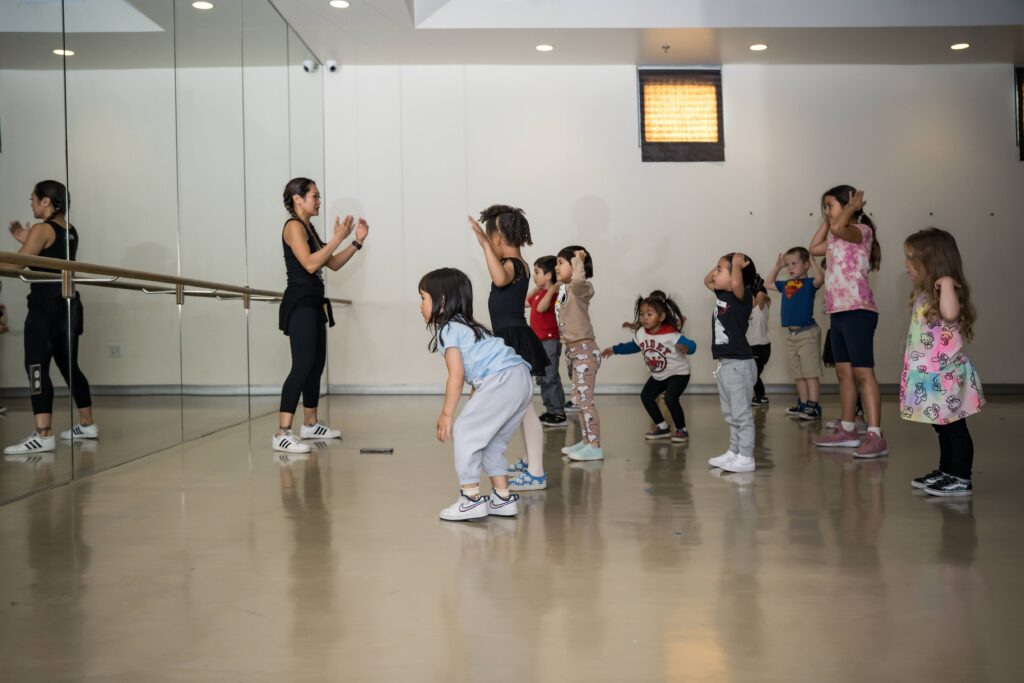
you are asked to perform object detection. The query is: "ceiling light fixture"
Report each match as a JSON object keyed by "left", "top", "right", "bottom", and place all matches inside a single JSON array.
[
  {"left": 749, "top": 44, "right": 768, "bottom": 51},
  {"left": 536, "top": 44, "right": 554, "bottom": 52},
  {"left": 950, "top": 42, "right": 970, "bottom": 50},
  {"left": 192, "top": 1, "right": 214, "bottom": 9},
  {"left": 329, "top": 1, "right": 351, "bottom": 8},
  {"left": 53, "top": 48, "right": 74, "bottom": 56}
]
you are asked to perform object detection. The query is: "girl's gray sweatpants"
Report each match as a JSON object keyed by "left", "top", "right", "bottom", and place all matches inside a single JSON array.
[{"left": 454, "top": 363, "right": 533, "bottom": 485}]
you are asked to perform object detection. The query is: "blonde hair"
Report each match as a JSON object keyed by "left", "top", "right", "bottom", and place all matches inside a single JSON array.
[{"left": 904, "top": 227, "right": 976, "bottom": 341}]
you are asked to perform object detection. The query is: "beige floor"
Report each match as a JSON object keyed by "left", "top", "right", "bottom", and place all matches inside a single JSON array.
[{"left": 0, "top": 394, "right": 1022, "bottom": 682}]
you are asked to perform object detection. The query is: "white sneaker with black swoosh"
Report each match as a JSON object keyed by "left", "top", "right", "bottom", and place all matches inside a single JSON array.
[
  {"left": 300, "top": 422, "right": 342, "bottom": 440},
  {"left": 4, "top": 432, "right": 56, "bottom": 456},
  {"left": 439, "top": 493, "right": 490, "bottom": 521},
  {"left": 272, "top": 430, "right": 311, "bottom": 454},
  {"left": 487, "top": 491, "right": 520, "bottom": 517}
]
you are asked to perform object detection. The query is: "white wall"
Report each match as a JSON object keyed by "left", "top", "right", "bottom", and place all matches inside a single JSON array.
[{"left": 323, "top": 63, "right": 1024, "bottom": 391}]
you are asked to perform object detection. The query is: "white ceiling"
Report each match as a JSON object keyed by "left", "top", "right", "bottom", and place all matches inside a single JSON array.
[{"left": 272, "top": 0, "right": 1024, "bottom": 65}]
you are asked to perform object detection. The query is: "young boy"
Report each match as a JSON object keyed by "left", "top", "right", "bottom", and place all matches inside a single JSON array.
[
  {"left": 766, "top": 247, "right": 825, "bottom": 420},
  {"left": 526, "top": 256, "right": 567, "bottom": 426}
]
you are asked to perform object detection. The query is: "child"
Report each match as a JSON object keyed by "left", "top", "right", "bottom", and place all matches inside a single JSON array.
[
  {"left": 419, "top": 267, "right": 530, "bottom": 521},
  {"left": 468, "top": 206, "right": 550, "bottom": 491},
  {"left": 747, "top": 283, "right": 772, "bottom": 406},
  {"left": 555, "top": 247, "right": 603, "bottom": 461},
  {"left": 602, "top": 291, "right": 696, "bottom": 443},
  {"left": 765, "top": 247, "right": 824, "bottom": 419},
  {"left": 526, "top": 255, "right": 567, "bottom": 427},
  {"left": 705, "top": 252, "right": 761, "bottom": 474},
  {"left": 901, "top": 228, "right": 983, "bottom": 497},
  {"left": 810, "top": 186, "right": 887, "bottom": 457}
]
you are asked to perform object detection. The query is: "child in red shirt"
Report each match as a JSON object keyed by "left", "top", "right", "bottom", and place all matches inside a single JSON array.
[{"left": 526, "top": 256, "right": 566, "bottom": 425}]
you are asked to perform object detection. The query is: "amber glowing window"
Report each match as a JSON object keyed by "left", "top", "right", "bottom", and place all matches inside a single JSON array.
[{"left": 638, "top": 69, "right": 724, "bottom": 162}]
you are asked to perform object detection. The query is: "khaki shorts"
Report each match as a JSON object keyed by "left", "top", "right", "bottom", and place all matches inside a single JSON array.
[{"left": 785, "top": 325, "right": 823, "bottom": 379}]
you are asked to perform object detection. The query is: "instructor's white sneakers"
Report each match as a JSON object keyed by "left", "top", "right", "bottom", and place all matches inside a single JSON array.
[
  {"left": 300, "top": 421, "right": 342, "bottom": 440},
  {"left": 272, "top": 430, "right": 311, "bottom": 454},
  {"left": 4, "top": 432, "right": 56, "bottom": 456},
  {"left": 61, "top": 423, "right": 99, "bottom": 440}
]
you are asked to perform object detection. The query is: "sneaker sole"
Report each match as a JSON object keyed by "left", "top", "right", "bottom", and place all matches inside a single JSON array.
[
  {"left": 814, "top": 440, "right": 862, "bottom": 448},
  {"left": 440, "top": 509, "right": 489, "bottom": 521},
  {"left": 272, "top": 443, "right": 311, "bottom": 454},
  {"left": 644, "top": 434, "right": 671, "bottom": 440},
  {"left": 671, "top": 437, "right": 689, "bottom": 443},
  {"left": 911, "top": 479, "right": 941, "bottom": 489},
  {"left": 853, "top": 449, "right": 888, "bottom": 458},
  {"left": 923, "top": 488, "right": 972, "bottom": 497},
  {"left": 718, "top": 462, "right": 755, "bottom": 473},
  {"left": 509, "top": 482, "right": 547, "bottom": 492},
  {"left": 567, "top": 453, "right": 603, "bottom": 461}
]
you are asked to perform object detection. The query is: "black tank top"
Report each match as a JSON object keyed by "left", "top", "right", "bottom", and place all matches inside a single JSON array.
[
  {"left": 488, "top": 258, "right": 529, "bottom": 331},
  {"left": 282, "top": 219, "right": 325, "bottom": 288},
  {"left": 30, "top": 219, "right": 78, "bottom": 296}
]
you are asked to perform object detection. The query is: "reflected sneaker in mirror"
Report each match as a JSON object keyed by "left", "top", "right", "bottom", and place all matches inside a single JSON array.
[
  {"left": 274, "top": 452, "right": 309, "bottom": 467},
  {"left": 300, "top": 422, "right": 342, "bottom": 439},
  {"left": 5, "top": 452, "right": 55, "bottom": 467},
  {"left": 61, "top": 423, "right": 99, "bottom": 440},
  {"left": 4, "top": 432, "right": 56, "bottom": 455},
  {"left": 272, "top": 431, "right": 311, "bottom": 454},
  {"left": 439, "top": 493, "right": 490, "bottom": 521}
]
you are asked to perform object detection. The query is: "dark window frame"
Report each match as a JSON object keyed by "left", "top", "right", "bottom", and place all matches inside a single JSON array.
[
  {"left": 1017, "top": 66, "right": 1024, "bottom": 162},
  {"left": 638, "top": 68, "right": 724, "bottom": 163}
]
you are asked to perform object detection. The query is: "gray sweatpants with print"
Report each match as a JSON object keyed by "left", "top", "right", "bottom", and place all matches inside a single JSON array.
[
  {"left": 716, "top": 358, "right": 757, "bottom": 459},
  {"left": 454, "top": 364, "right": 533, "bottom": 485}
]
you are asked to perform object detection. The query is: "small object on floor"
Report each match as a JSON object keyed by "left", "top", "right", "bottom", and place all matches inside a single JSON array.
[
  {"left": 359, "top": 447, "right": 394, "bottom": 454},
  {"left": 785, "top": 400, "right": 805, "bottom": 416},
  {"left": 671, "top": 428, "right": 689, "bottom": 443},
  {"left": 61, "top": 423, "right": 99, "bottom": 440},
  {"left": 300, "top": 421, "right": 342, "bottom": 440},
  {"left": 539, "top": 412, "right": 567, "bottom": 427},
  {"left": 4, "top": 431, "right": 56, "bottom": 455},
  {"left": 508, "top": 469, "right": 547, "bottom": 491},
  {"left": 439, "top": 493, "right": 490, "bottom": 521},
  {"left": 924, "top": 475, "right": 972, "bottom": 497},
  {"left": 911, "top": 469, "right": 946, "bottom": 490},
  {"left": 751, "top": 396, "right": 769, "bottom": 406},
  {"left": 272, "top": 430, "right": 311, "bottom": 454},
  {"left": 645, "top": 426, "right": 671, "bottom": 440}
]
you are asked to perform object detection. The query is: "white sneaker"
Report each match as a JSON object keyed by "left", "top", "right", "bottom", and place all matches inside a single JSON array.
[
  {"left": 272, "top": 431, "right": 311, "bottom": 454},
  {"left": 561, "top": 441, "right": 586, "bottom": 455},
  {"left": 718, "top": 453, "right": 756, "bottom": 473},
  {"left": 300, "top": 421, "right": 342, "bottom": 440},
  {"left": 708, "top": 450, "right": 737, "bottom": 468},
  {"left": 439, "top": 493, "right": 490, "bottom": 521},
  {"left": 4, "top": 432, "right": 56, "bottom": 455},
  {"left": 487, "top": 492, "right": 520, "bottom": 517},
  {"left": 61, "top": 423, "right": 99, "bottom": 440}
]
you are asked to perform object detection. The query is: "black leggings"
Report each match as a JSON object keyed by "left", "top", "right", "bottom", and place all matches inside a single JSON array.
[
  {"left": 640, "top": 375, "right": 690, "bottom": 429},
  {"left": 751, "top": 343, "right": 771, "bottom": 399},
  {"left": 279, "top": 306, "right": 326, "bottom": 415},
  {"left": 25, "top": 298, "right": 92, "bottom": 415},
  {"left": 933, "top": 419, "right": 974, "bottom": 479}
]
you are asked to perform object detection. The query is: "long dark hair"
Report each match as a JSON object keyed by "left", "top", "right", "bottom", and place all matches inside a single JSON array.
[
  {"left": 480, "top": 204, "right": 532, "bottom": 247},
  {"left": 33, "top": 180, "right": 69, "bottom": 218},
  {"left": 633, "top": 290, "right": 686, "bottom": 331},
  {"left": 418, "top": 268, "right": 492, "bottom": 352},
  {"left": 283, "top": 177, "right": 324, "bottom": 248},
  {"left": 722, "top": 253, "right": 764, "bottom": 294},
  {"left": 822, "top": 184, "right": 881, "bottom": 272}
]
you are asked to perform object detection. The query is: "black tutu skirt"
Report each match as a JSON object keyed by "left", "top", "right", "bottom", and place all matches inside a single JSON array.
[{"left": 495, "top": 325, "right": 550, "bottom": 377}]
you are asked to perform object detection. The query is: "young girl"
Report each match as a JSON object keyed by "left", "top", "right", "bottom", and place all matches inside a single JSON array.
[
  {"left": 810, "top": 186, "right": 887, "bottom": 458},
  {"left": 274, "top": 177, "right": 368, "bottom": 454},
  {"left": 747, "top": 283, "right": 771, "bottom": 406},
  {"left": 526, "top": 255, "right": 566, "bottom": 426},
  {"left": 419, "top": 268, "right": 530, "bottom": 521},
  {"left": 705, "top": 253, "right": 761, "bottom": 474},
  {"left": 555, "top": 247, "right": 603, "bottom": 461},
  {"left": 5, "top": 180, "right": 97, "bottom": 456},
  {"left": 468, "top": 205, "right": 549, "bottom": 492},
  {"left": 602, "top": 292, "right": 696, "bottom": 443},
  {"left": 901, "top": 228, "right": 983, "bottom": 497}
]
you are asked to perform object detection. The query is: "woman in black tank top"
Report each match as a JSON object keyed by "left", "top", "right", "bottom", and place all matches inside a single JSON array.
[
  {"left": 273, "top": 177, "right": 370, "bottom": 454},
  {"left": 4, "top": 180, "right": 96, "bottom": 457}
]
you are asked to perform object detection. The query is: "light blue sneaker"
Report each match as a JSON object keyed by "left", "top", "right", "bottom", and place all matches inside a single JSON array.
[
  {"left": 508, "top": 469, "right": 548, "bottom": 491},
  {"left": 560, "top": 441, "right": 586, "bottom": 455},
  {"left": 506, "top": 458, "right": 528, "bottom": 474},
  {"left": 568, "top": 444, "right": 604, "bottom": 461}
]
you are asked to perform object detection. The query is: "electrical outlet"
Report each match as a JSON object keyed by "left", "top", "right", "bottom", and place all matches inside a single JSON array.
[{"left": 109, "top": 344, "right": 123, "bottom": 358}]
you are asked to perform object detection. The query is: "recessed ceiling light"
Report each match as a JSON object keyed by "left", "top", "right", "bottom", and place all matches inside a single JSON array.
[
  {"left": 749, "top": 44, "right": 768, "bottom": 51},
  {"left": 192, "top": 1, "right": 214, "bottom": 9},
  {"left": 950, "top": 42, "right": 970, "bottom": 50},
  {"left": 536, "top": 44, "right": 554, "bottom": 52},
  {"left": 53, "top": 48, "right": 74, "bottom": 56},
  {"left": 329, "top": 1, "right": 351, "bottom": 8}
]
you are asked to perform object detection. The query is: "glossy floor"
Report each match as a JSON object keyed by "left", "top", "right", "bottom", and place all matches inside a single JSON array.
[{"left": 0, "top": 395, "right": 1021, "bottom": 682}]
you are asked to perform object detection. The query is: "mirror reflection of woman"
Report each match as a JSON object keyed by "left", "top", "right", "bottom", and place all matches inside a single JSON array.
[
  {"left": 273, "top": 178, "right": 369, "bottom": 454},
  {"left": 4, "top": 180, "right": 97, "bottom": 457}
]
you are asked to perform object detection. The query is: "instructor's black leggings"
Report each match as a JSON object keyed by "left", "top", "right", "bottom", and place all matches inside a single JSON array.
[
  {"left": 279, "top": 306, "right": 326, "bottom": 414},
  {"left": 25, "top": 298, "right": 92, "bottom": 415},
  {"left": 640, "top": 375, "right": 690, "bottom": 430},
  {"left": 751, "top": 343, "right": 771, "bottom": 399}
]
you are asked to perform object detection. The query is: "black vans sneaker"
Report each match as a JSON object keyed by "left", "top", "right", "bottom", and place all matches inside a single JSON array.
[
  {"left": 924, "top": 475, "right": 973, "bottom": 497},
  {"left": 911, "top": 469, "right": 946, "bottom": 490}
]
